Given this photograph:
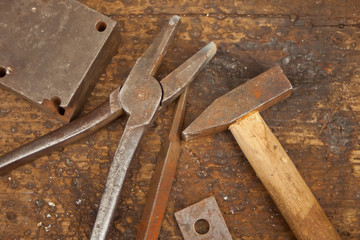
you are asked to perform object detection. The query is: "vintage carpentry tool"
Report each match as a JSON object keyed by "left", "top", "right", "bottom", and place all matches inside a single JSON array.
[
  {"left": 183, "top": 66, "right": 341, "bottom": 240},
  {"left": 0, "top": 16, "right": 217, "bottom": 239},
  {"left": 136, "top": 87, "right": 189, "bottom": 240}
]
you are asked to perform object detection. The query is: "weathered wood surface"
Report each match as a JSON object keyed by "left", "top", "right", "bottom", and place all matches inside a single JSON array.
[
  {"left": 0, "top": 0, "right": 359, "bottom": 239},
  {"left": 230, "top": 111, "right": 341, "bottom": 240}
]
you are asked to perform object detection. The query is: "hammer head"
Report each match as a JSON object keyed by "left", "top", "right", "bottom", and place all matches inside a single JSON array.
[{"left": 182, "top": 66, "right": 293, "bottom": 141}]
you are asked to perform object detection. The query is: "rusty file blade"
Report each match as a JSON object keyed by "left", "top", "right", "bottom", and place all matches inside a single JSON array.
[{"left": 136, "top": 88, "right": 189, "bottom": 240}]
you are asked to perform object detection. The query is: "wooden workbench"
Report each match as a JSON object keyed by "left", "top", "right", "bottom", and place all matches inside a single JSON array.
[{"left": 0, "top": 0, "right": 359, "bottom": 239}]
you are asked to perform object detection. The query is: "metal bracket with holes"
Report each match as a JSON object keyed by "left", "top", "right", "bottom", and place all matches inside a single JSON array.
[
  {"left": 175, "top": 196, "right": 233, "bottom": 240},
  {"left": 0, "top": 0, "right": 120, "bottom": 122}
]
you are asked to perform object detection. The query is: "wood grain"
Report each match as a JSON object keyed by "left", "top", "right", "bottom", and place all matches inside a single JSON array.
[
  {"left": 229, "top": 111, "right": 341, "bottom": 240},
  {"left": 0, "top": 0, "right": 359, "bottom": 239}
]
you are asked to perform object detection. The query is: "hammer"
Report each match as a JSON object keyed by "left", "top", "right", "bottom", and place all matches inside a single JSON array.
[{"left": 182, "top": 66, "right": 340, "bottom": 240}]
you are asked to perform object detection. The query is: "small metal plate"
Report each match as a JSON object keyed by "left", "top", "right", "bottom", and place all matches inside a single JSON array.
[
  {"left": 175, "top": 196, "right": 233, "bottom": 240},
  {"left": 0, "top": 0, "right": 120, "bottom": 122}
]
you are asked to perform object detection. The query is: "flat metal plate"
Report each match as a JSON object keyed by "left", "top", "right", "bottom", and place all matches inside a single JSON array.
[
  {"left": 175, "top": 196, "right": 233, "bottom": 240},
  {"left": 0, "top": 0, "right": 120, "bottom": 121}
]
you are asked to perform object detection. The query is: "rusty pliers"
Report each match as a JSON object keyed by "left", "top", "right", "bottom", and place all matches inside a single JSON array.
[{"left": 0, "top": 16, "right": 216, "bottom": 239}]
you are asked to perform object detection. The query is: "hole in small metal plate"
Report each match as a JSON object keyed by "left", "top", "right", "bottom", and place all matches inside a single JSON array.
[
  {"left": 96, "top": 21, "right": 107, "bottom": 32},
  {"left": 0, "top": 66, "right": 7, "bottom": 78},
  {"left": 194, "top": 219, "right": 210, "bottom": 235},
  {"left": 50, "top": 96, "right": 66, "bottom": 116}
]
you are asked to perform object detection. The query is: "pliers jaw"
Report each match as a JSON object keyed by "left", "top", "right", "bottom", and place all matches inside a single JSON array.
[
  {"left": 160, "top": 41, "right": 216, "bottom": 107},
  {"left": 118, "top": 15, "right": 180, "bottom": 127},
  {"left": 118, "top": 15, "right": 216, "bottom": 127},
  {"left": 92, "top": 16, "right": 217, "bottom": 239},
  {"left": 138, "top": 15, "right": 181, "bottom": 77}
]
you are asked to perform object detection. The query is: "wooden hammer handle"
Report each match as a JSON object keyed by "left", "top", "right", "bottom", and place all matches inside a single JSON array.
[{"left": 229, "top": 111, "right": 340, "bottom": 240}]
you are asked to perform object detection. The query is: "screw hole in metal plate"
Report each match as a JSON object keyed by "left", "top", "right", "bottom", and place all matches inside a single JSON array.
[
  {"left": 0, "top": 66, "right": 7, "bottom": 78},
  {"left": 58, "top": 106, "right": 65, "bottom": 115},
  {"left": 50, "top": 96, "right": 66, "bottom": 115},
  {"left": 194, "top": 219, "right": 210, "bottom": 235},
  {"left": 96, "top": 21, "right": 107, "bottom": 32}
]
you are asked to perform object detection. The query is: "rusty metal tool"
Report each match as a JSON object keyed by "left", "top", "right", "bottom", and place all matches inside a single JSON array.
[
  {"left": 175, "top": 196, "right": 233, "bottom": 240},
  {"left": 136, "top": 87, "right": 189, "bottom": 240},
  {"left": 0, "top": 15, "right": 217, "bottom": 239},
  {"left": 90, "top": 18, "right": 215, "bottom": 240},
  {"left": 183, "top": 66, "right": 341, "bottom": 240},
  {"left": 0, "top": 0, "right": 120, "bottom": 122}
]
